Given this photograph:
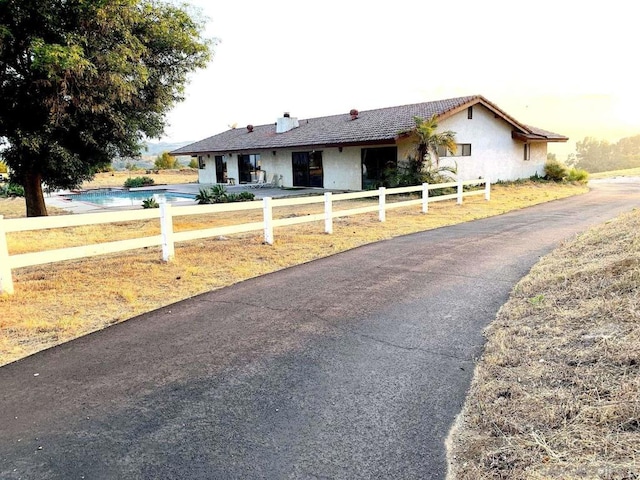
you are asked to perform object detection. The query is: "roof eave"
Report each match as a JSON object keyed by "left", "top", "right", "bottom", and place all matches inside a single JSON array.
[
  {"left": 512, "top": 131, "right": 569, "bottom": 143},
  {"left": 170, "top": 138, "right": 399, "bottom": 156}
]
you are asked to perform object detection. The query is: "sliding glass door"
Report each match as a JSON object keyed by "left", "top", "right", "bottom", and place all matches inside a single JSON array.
[
  {"left": 237, "top": 154, "right": 261, "bottom": 183},
  {"left": 292, "top": 151, "right": 323, "bottom": 187}
]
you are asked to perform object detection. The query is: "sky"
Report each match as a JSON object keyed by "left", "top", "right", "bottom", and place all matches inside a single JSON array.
[{"left": 159, "top": 0, "right": 639, "bottom": 159}]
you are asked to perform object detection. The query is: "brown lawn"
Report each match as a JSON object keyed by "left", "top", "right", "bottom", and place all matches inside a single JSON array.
[{"left": 0, "top": 181, "right": 587, "bottom": 366}]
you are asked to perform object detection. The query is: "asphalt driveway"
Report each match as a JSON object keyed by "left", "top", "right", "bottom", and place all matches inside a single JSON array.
[{"left": 2, "top": 178, "right": 640, "bottom": 479}]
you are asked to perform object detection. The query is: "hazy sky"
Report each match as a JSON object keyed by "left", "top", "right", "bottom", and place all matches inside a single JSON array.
[{"left": 160, "top": 0, "right": 638, "bottom": 158}]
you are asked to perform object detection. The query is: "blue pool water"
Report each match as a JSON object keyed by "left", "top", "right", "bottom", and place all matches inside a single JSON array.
[{"left": 66, "top": 189, "right": 195, "bottom": 207}]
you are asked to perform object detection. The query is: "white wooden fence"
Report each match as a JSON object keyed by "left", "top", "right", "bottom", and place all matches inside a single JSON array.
[{"left": 0, "top": 179, "right": 489, "bottom": 294}]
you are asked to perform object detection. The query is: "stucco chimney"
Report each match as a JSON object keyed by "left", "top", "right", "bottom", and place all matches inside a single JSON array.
[{"left": 276, "top": 112, "right": 299, "bottom": 133}]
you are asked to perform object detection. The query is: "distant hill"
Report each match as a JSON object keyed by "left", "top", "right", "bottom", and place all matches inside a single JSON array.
[
  {"left": 144, "top": 141, "right": 194, "bottom": 156},
  {"left": 109, "top": 140, "right": 195, "bottom": 171}
]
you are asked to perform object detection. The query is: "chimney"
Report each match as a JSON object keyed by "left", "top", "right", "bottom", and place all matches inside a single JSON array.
[
  {"left": 350, "top": 109, "right": 359, "bottom": 120},
  {"left": 276, "top": 112, "right": 299, "bottom": 133}
]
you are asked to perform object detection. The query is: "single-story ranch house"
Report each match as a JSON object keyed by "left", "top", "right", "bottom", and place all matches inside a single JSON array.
[{"left": 170, "top": 95, "right": 568, "bottom": 190}]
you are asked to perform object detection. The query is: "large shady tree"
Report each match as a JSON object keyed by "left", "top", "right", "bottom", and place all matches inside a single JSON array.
[{"left": 0, "top": 0, "right": 212, "bottom": 216}]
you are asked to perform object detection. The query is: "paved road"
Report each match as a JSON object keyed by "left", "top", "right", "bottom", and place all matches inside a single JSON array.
[{"left": 2, "top": 179, "right": 640, "bottom": 479}]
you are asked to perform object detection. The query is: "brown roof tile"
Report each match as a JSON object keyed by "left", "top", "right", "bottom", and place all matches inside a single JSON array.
[{"left": 171, "top": 95, "right": 567, "bottom": 155}]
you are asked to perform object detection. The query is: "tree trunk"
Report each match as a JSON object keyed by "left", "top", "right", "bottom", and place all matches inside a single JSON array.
[
  {"left": 427, "top": 146, "right": 441, "bottom": 167},
  {"left": 418, "top": 143, "right": 427, "bottom": 165},
  {"left": 23, "top": 172, "right": 48, "bottom": 217}
]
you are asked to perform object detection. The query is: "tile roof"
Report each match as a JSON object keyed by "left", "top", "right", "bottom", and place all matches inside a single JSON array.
[
  {"left": 171, "top": 95, "right": 567, "bottom": 155},
  {"left": 524, "top": 125, "right": 569, "bottom": 141}
]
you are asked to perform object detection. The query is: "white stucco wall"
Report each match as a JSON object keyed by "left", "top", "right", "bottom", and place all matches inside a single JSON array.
[
  {"left": 198, "top": 154, "right": 237, "bottom": 184},
  {"left": 260, "top": 147, "right": 363, "bottom": 190},
  {"left": 437, "top": 106, "right": 547, "bottom": 182},
  {"left": 530, "top": 143, "right": 547, "bottom": 175},
  {"left": 323, "top": 147, "right": 366, "bottom": 190},
  {"left": 197, "top": 155, "right": 216, "bottom": 184},
  {"left": 198, "top": 147, "right": 365, "bottom": 190},
  {"left": 226, "top": 155, "right": 239, "bottom": 183},
  {"left": 261, "top": 150, "right": 292, "bottom": 187}
]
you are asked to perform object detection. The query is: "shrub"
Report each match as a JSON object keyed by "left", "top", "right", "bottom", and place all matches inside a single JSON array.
[
  {"left": 141, "top": 197, "right": 159, "bottom": 209},
  {"left": 384, "top": 157, "right": 457, "bottom": 190},
  {"left": 195, "top": 185, "right": 255, "bottom": 204},
  {"left": 124, "top": 176, "right": 155, "bottom": 188},
  {"left": 189, "top": 158, "right": 199, "bottom": 169},
  {"left": 91, "top": 163, "right": 113, "bottom": 173},
  {"left": 544, "top": 159, "right": 568, "bottom": 182},
  {"left": 237, "top": 191, "right": 256, "bottom": 201},
  {"left": 209, "top": 184, "right": 227, "bottom": 201},
  {"left": 195, "top": 188, "right": 215, "bottom": 204},
  {"left": 566, "top": 167, "right": 589, "bottom": 183},
  {"left": 125, "top": 162, "right": 141, "bottom": 171},
  {"left": 528, "top": 172, "right": 548, "bottom": 182},
  {"left": 0, "top": 161, "right": 8, "bottom": 173},
  {"left": 0, "top": 183, "right": 25, "bottom": 197}
]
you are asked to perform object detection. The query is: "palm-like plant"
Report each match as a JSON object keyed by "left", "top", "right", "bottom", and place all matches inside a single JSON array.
[
  {"left": 195, "top": 188, "right": 215, "bottom": 204},
  {"left": 141, "top": 197, "right": 160, "bottom": 209},
  {"left": 413, "top": 115, "right": 457, "bottom": 166}
]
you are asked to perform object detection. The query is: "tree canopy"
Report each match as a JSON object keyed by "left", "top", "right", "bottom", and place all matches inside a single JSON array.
[
  {"left": 574, "top": 135, "right": 640, "bottom": 173},
  {"left": 0, "top": 0, "right": 212, "bottom": 215},
  {"left": 413, "top": 115, "right": 457, "bottom": 166},
  {"left": 154, "top": 151, "right": 179, "bottom": 170},
  {"left": 381, "top": 115, "right": 457, "bottom": 188}
]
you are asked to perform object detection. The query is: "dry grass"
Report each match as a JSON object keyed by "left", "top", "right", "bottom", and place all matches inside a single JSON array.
[
  {"left": 447, "top": 210, "right": 640, "bottom": 479},
  {"left": 589, "top": 167, "right": 640, "bottom": 179},
  {"left": 81, "top": 168, "right": 198, "bottom": 188},
  {"left": 0, "top": 182, "right": 586, "bottom": 366},
  {"left": 0, "top": 197, "right": 68, "bottom": 219}
]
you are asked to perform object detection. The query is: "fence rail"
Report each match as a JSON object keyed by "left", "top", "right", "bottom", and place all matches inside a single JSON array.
[{"left": 0, "top": 179, "right": 489, "bottom": 294}]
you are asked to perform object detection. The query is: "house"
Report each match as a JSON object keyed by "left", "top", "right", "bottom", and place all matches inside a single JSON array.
[{"left": 170, "top": 95, "right": 568, "bottom": 190}]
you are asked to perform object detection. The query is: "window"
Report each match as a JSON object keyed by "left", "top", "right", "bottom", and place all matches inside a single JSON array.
[
  {"left": 198, "top": 156, "right": 205, "bottom": 169},
  {"left": 467, "top": 106, "right": 473, "bottom": 119},
  {"left": 237, "top": 154, "right": 261, "bottom": 183},
  {"left": 361, "top": 147, "right": 398, "bottom": 189},
  {"left": 437, "top": 143, "right": 471, "bottom": 157},
  {"left": 524, "top": 144, "right": 530, "bottom": 161},
  {"left": 215, "top": 155, "right": 227, "bottom": 183},
  {"left": 292, "top": 151, "right": 323, "bottom": 188}
]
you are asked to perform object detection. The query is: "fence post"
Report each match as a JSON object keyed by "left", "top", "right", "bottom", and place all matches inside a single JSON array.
[
  {"left": 457, "top": 181, "right": 463, "bottom": 205},
  {"left": 379, "top": 187, "right": 386, "bottom": 222},
  {"left": 422, "top": 183, "right": 429, "bottom": 213},
  {"left": 324, "top": 192, "right": 333, "bottom": 234},
  {"left": 484, "top": 177, "right": 491, "bottom": 201},
  {"left": 0, "top": 215, "right": 14, "bottom": 294},
  {"left": 263, "top": 197, "right": 274, "bottom": 245},
  {"left": 160, "top": 202, "right": 175, "bottom": 262}
]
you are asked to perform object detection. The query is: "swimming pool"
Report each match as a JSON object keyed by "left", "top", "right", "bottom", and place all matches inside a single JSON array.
[{"left": 65, "top": 189, "right": 196, "bottom": 207}]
